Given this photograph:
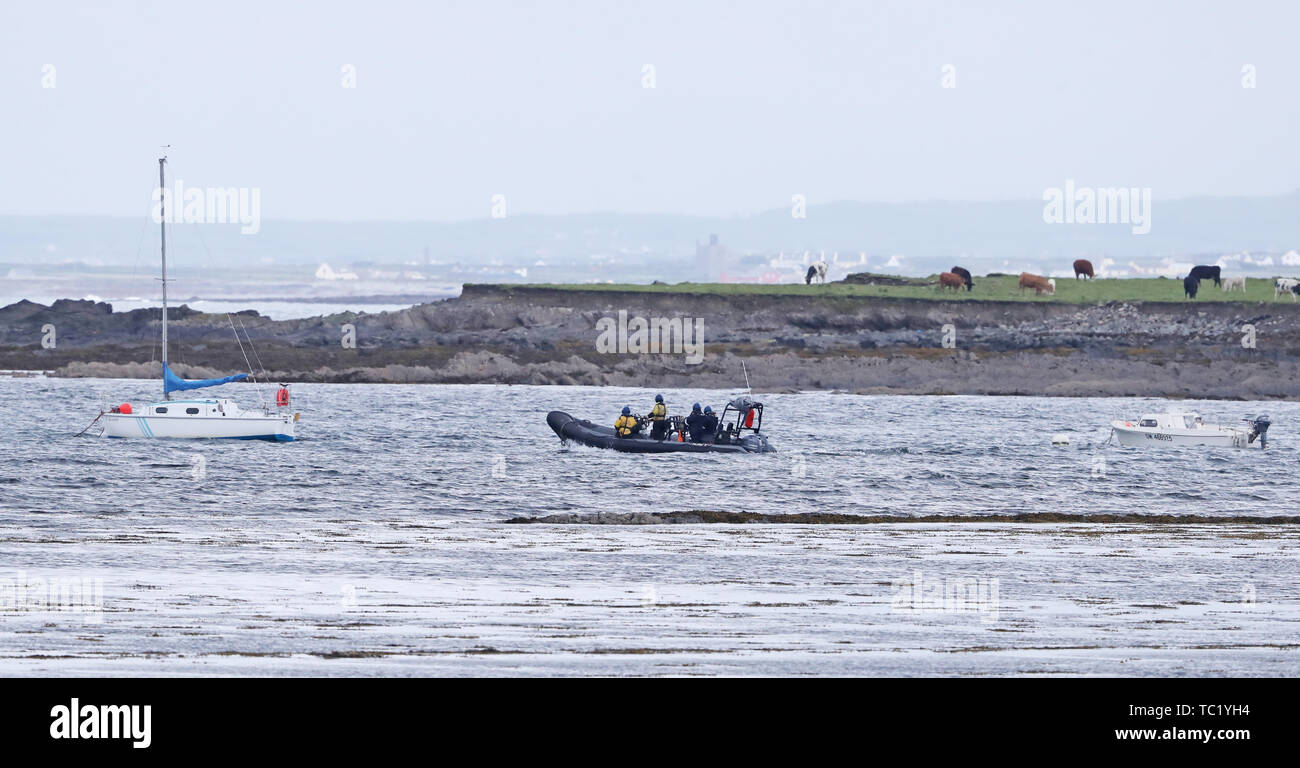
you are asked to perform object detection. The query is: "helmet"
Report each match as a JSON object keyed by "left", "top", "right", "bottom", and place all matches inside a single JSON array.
[
  {"left": 692, "top": 402, "right": 701, "bottom": 411},
  {"left": 621, "top": 406, "right": 631, "bottom": 415},
  {"left": 654, "top": 394, "right": 664, "bottom": 403},
  {"left": 703, "top": 406, "right": 713, "bottom": 414}
]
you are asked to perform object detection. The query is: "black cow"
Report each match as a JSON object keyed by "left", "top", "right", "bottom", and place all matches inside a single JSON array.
[
  {"left": 1184, "top": 275, "right": 1199, "bottom": 299},
  {"left": 1188, "top": 265, "right": 1221, "bottom": 287},
  {"left": 950, "top": 266, "right": 973, "bottom": 291}
]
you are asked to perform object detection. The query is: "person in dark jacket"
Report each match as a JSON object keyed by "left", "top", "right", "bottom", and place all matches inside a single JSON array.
[
  {"left": 700, "top": 405, "right": 719, "bottom": 443},
  {"left": 684, "top": 402, "right": 708, "bottom": 442}
]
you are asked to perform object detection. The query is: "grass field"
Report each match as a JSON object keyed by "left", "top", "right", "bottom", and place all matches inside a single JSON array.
[{"left": 518, "top": 275, "right": 1299, "bottom": 304}]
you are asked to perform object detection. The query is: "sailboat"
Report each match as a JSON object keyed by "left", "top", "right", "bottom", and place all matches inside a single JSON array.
[{"left": 96, "top": 157, "right": 297, "bottom": 441}]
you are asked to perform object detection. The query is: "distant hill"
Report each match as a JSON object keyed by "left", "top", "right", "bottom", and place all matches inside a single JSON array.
[{"left": 2, "top": 193, "right": 1297, "bottom": 276}]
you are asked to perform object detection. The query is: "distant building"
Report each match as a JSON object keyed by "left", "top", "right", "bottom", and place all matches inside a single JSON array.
[
  {"left": 315, "top": 263, "right": 359, "bottom": 281},
  {"left": 695, "top": 234, "right": 728, "bottom": 280}
]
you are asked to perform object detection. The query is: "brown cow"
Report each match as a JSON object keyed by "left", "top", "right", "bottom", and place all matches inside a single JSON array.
[
  {"left": 938, "top": 272, "right": 966, "bottom": 292},
  {"left": 1073, "top": 259, "right": 1094, "bottom": 279},
  {"left": 1019, "top": 272, "right": 1056, "bottom": 295}
]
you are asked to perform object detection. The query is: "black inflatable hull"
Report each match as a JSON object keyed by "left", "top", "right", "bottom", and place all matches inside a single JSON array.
[{"left": 546, "top": 411, "right": 774, "bottom": 454}]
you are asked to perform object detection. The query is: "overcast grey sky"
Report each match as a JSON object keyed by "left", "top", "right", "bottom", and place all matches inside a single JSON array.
[{"left": 2, "top": 0, "right": 1297, "bottom": 221}]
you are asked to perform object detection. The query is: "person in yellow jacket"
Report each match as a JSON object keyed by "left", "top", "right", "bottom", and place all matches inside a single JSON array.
[
  {"left": 648, "top": 393, "right": 669, "bottom": 440},
  {"left": 614, "top": 405, "right": 641, "bottom": 437}
]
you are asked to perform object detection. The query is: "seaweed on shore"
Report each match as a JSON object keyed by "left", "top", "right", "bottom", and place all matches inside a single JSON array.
[{"left": 505, "top": 510, "right": 1300, "bottom": 525}]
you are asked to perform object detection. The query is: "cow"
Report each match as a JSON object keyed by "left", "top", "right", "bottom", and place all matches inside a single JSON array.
[
  {"left": 1073, "top": 259, "right": 1094, "bottom": 279},
  {"left": 1018, "top": 272, "right": 1055, "bottom": 295},
  {"left": 1275, "top": 277, "right": 1300, "bottom": 301},
  {"left": 938, "top": 272, "right": 966, "bottom": 292},
  {"left": 1184, "top": 275, "right": 1199, "bottom": 299},
  {"left": 1187, "top": 264, "right": 1221, "bottom": 287},
  {"left": 1221, "top": 276, "right": 1246, "bottom": 292},
  {"left": 805, "top": 260, "right": 828, "bottom": 285},
  {"left": 949, "top": 265, "right": 974, "bottom": 291}
]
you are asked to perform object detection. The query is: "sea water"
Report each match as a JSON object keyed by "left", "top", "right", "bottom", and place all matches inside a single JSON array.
[{"left": 1, "top": 379, "right": 1296, "bottom": 675}]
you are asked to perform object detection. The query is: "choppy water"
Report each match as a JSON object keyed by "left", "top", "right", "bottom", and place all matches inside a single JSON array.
[
  {"left": 1, "top": 379, "right": 1297, "bottom": 676},
  {"left": 4, "top": 379, "right": 1297, "bottom": 520}
]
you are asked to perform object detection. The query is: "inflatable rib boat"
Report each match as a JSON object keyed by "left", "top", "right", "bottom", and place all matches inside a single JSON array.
[{"left": 546, "top": 396, "right": 776, "bottom": 454}]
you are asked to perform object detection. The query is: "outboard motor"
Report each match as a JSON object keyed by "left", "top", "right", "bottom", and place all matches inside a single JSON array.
[
  {"left": 740, "top": 433, "right": 776, "bottom": 453},
  {"left": 1247, "top": 414, "right": 1271, "bottom": 448}
]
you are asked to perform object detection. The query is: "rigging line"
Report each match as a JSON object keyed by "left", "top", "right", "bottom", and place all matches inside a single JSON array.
[
  {"left": 129, "top": 166, "right": 161, "bottom": 283},
  {"left": 188, "top": 207, "right": 216, "bottom": 287},
  {"left": 227, "top": 313, "right": 267, "bottom": 410},
  {"left": 236, "top": 315, "right": 271, "bottom": 383},
  {"left": 172, "top": 162, "right": 218, "bottom": 291}
]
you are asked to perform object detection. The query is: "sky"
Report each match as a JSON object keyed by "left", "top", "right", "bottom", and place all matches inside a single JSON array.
[{"left": 1, "top": 0, "right": 1297, "bottom": 221}]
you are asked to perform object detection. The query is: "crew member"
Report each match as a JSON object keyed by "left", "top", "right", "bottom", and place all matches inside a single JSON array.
[
  {"left": 614, "top": 406, "right": 641, "bottom": 438},
  {"left": 685, "top": 403, "right": 708, "bottom": 442},
  {"left": 700, "top": 405, "right": 719, "bottom": 443},
  {"left": 648, "top": 393, "right": 669, "bottom": 440}
]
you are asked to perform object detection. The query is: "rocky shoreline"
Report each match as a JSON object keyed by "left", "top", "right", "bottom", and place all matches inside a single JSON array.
[{"left": 3, "top": 284, "right": 1299, "bottom": 398}]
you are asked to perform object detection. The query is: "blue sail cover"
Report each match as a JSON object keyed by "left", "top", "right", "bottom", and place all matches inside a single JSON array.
[{"left": 163, "top": 363, "right": 248, "bottom": 393}]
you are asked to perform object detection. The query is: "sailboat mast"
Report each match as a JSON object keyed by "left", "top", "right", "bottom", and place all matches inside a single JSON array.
[{"left": 159, "top": 156, "right": 169, "bottom": 401}]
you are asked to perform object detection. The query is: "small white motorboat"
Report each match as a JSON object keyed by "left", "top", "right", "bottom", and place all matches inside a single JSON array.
[{"left": 1111, "top": 411, "right": 1270, "bottom": 449}]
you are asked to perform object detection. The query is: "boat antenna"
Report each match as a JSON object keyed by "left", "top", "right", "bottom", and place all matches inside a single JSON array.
[
  {"left": 742, "top": 360, "right": 752, "bottom": 396},
  {"left": 158, "top": 153, "right": 169, "bottom": 401}
]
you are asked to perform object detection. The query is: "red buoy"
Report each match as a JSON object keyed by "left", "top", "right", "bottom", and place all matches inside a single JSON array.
[
  {"left": 275, "top": 387, "right": 290, "bottom": 407},
  {"left": 119, "top": 403, "right": 133, "bottom": 414},
  {"left": 744, "top": 408, "right": 755, "bottom": 428}
]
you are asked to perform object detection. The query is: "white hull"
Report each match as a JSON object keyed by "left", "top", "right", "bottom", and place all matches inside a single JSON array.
[
  {"left": 101, "top": 399, "right": 295, "bottom": 441},
  {"left": 1111, "top": 422, "right": 1260, "bottom": 449}
]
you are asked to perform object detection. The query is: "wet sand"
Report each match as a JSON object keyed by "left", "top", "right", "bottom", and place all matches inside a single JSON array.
[{"left": 3, "top": 523, "right": 1296, "bottom": 677}]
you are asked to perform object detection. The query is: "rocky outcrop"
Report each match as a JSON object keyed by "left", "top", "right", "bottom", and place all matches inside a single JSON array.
[{"left": 3, "top": 286, "right": 1299, "bottom": 398}]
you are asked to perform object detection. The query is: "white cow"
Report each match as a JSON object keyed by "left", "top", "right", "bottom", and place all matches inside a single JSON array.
[
  {"left": 805, "top": 260, "right": 828, "bottom": 285},
  {"left": 1275, "top": 278, "right": 1300, "bottom": 301},
  {"left": 1221, "top": 276, "right": 1246, "bottom": 292}
]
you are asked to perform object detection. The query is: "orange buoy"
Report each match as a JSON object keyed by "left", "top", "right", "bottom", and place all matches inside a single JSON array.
[{"left": 119, "top": 403, "right": 133, "bottom": 414}]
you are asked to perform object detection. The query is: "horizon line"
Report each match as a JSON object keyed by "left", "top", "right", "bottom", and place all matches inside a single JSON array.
[{"left": 1, "top": 189, "right": 1297, "bottom": 227}]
